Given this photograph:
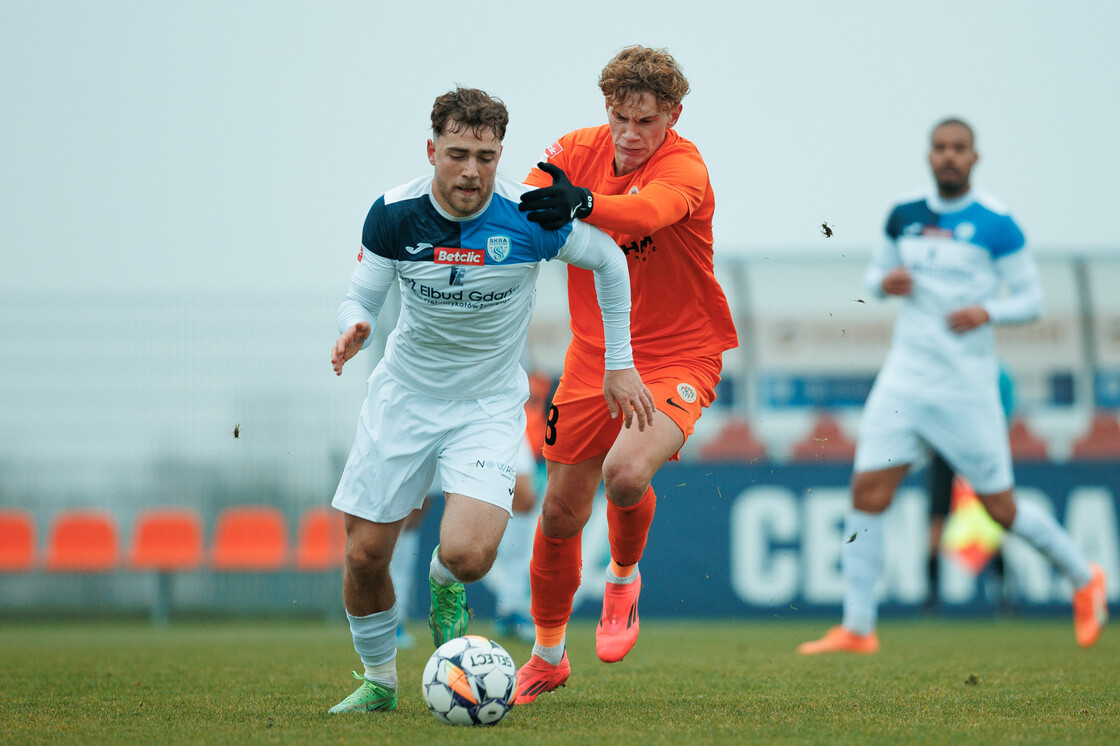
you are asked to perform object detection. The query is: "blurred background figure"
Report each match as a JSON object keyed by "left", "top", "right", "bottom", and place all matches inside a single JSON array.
[{"left": 925, "top": 364, "right": 1016, "bottom": 614}]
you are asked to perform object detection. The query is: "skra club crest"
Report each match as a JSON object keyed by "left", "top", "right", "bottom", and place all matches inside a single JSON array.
[{"left": 487, "top": 235, "right": 511, "bottom": 263}]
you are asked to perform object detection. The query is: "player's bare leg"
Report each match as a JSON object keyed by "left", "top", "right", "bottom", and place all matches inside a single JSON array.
[
  {"left": 331, "top": 514, "right": 404, "bottom": 713},
  {"left": 976, "top": 489, "right": 1107, "bottom": 647},
  {"left": 596, "top": 408, "right": 683, "bottom": 662},
  {"left": 428, "top": 494, "right": 509, "bottom": 647},
  {"left": 798, "top": 465, "right": 908, "bottom": 654}
]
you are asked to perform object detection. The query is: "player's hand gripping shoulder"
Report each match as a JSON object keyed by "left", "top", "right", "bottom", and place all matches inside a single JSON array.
[
  {"left": 519, "top": 162, "right": 593, "bottom": 230},
  {"left": 603, "top": 368, "right": 656, "bottom": 432},
  {"left": 331, "top": 321, "right": 371, "bottom": 376}
]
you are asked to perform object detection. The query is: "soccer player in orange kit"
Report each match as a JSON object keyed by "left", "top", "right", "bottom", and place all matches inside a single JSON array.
[{"left": 513, "top": 45, "right": 739, "bottom": 703}]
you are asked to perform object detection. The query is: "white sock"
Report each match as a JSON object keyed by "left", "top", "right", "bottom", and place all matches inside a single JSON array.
[
  {"left": 346, "top": 604, "right": 398, "bottom": 689},
  {"left": 605, "top": 566, "right": 639, "bottom": 585},
  {"left": 1010, "top": 500, "right": 1093, "bottom": 587},
  {"left": 496, "top": 511, "right": 535, "bottom": 617},
  {"left": 841, "top": 509, "right": 884, "bottom": 636},
  {"left": 363, "top": 659, "right": 398, "bottom": 689},
  {"left": 532, "top": 639, "right": 565, "bottom": 666},
  {"left": 429, "top": 548, "right": 460, "bottom": 586},
  {"left": 389, "top": 528, "right": 419, "bottom": 624}
]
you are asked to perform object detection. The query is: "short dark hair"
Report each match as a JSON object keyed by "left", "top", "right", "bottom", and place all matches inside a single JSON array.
[
  {"left": 430, "top": 87, "right": 508, "bottom": 142},
  {"left": 931, "top": 117, "right": 975, "bottom": 147}
]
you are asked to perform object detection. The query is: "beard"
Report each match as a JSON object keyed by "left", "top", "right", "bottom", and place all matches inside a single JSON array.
[
  {"left": 935, "top": 170, "right": 968, "bottom": 197},
  {"left": 435, "top": 178, "right": 488, "bottom": 216}
]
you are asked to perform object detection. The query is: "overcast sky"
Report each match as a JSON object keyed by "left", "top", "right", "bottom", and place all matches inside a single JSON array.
[{"left": 3, "top": 0, "right": 1118, "bottom": 295}]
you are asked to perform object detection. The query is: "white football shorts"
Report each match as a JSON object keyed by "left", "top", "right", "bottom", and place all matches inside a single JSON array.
[
  {"left": 853, "top": 381, "right": 1013, "bottom": 494},
  {"left": 332, "top": 362, "right": 528, "bottom": 523}
]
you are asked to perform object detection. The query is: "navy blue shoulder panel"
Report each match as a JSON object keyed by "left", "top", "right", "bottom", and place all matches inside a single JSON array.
[
  {"left": 362, "top": 195, "right": 461, "bottom": 261},
  {"left": 885, "top": 198, "right": 937, "bottom": 239}
]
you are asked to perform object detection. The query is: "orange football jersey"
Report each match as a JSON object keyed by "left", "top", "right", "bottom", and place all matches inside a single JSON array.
[{"left": 526, "top": 125, "right": 738, "bottom": 366}]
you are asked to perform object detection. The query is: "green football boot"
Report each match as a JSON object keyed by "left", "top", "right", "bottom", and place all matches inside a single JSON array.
[
  {"left": 328, "top": 671, "right": 397, "bottom": 713},
  {"left": 428, "top": 545, "right": 469, "bottom": 647}
]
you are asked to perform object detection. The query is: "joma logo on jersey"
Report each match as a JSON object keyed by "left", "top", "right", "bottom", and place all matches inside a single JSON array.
[
  {"left": 544, "top": 142, "right": 563, "bottom": 158},
  {"left": 434, "top": 247, "right": 485, "bottom": 265}
]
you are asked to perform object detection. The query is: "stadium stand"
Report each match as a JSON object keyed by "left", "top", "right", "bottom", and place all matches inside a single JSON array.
[
  {"left": 44, "top": 510, "right": 119, "bottom": 572},
  {"left": 129, "top": 509, "right": 204, "bottom": 571},
  {"left": 294, "top": 505, "right": 346, "bottom": 571},
  {"left": 789, "top": 414, "right": 857, "bottom": 462},
  {"left": 210, "top": 506, "right": 288, "bottom": 570},
  {"left": 128, "top": 508, "right": 204, "bottom": 623},
  {"left": 1008, "top": 417, "right": 1050, "bottom": 461},
  {"left": 0, "top": 509, "right": 36, "bottom": 572},
  {"left": 695, "top": 417, "right": 768, "bottom": 462},
  {"left": 1070, "top": 411, "right": 1120, "bottom": 460}
]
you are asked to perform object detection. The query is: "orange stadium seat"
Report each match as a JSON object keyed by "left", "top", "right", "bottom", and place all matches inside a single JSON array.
[
  {"left": 0, "top": 509, "right": 36, "bottom": 571},
  {"left": 1007, "top": 417, "right": 1050, "bottom": 461},
  {"left": 790, "top": 414, "right": 857, "bottom": 462},
  {"left": 129, "top": 508, "right": 204, "bottom": 571},
  {"left": 294, "top": 506, "right": 346, "bottom": 571},
  {"left": 1070, "top": 412, "right": 1120, "bottom": 460},
  {"left": 45, "top": 509, "right": 119, "bottom": 572},
  {"left": 696, "top": 418, "right": 767, "bottom": 462},
  {"left": 210, "top": 506, "right": 289, "bottom": 570}
]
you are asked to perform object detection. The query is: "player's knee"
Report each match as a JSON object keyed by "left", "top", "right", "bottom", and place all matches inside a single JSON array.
[
  {"left": 439, "top": 543, "right": 495, "bottom": 583},
  {"left": 977, "top": 491, "right": 1015, "bottom": 528},
  {"left": 540, "top": 497, "right": 590, "bottom": 539},
  {"left": 344, "top": 537, "right": 391, "bottom": 577},
  {"left": 601, "top": 459, "right": 651, "bottom": 505},
  {"left": 851, "top": 470, "right": 904, "bottom": 510}
]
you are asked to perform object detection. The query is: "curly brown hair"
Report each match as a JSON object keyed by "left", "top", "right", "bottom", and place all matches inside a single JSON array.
[
  {"left": 430, "top": 87, "right": 509, "bottom": 141},
  {"left": 598, "top": 45, "right": 690, "bottom": 112}
]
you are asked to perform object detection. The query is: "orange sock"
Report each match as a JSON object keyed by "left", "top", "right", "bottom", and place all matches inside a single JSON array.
[
  {"left": 534, "top": 623, "right": 566, "bottom": 648},
  {"left": 606, "top": 486, "right": 656, "bottom": 570},
  {"left": 529, "top": 517, "right": 583, "bottom": 629}
]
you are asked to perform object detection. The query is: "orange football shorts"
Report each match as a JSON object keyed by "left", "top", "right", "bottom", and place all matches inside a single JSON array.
[{"left": 541, "top": 346, "right": 723, "bottom": 465}]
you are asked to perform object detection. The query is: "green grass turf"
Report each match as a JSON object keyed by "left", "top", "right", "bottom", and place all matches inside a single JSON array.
[{"left": 1, "top": 617, "right": 1116, "bottom": 745}]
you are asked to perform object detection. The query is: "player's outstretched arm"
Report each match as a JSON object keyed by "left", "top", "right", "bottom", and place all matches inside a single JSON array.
[
  {"left": 519, "top": 162, "right": 593, "bottom": 231},
  {"left": 331, "top": 321, "right": 371, "bottom": 376},
  {"left": 603, "top": 367, "right": 656, "bottom": 432}
]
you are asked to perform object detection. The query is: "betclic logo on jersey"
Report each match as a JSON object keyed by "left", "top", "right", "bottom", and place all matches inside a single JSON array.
[{"left": 433, "top": 247, "right": 484, "bottom": 265}]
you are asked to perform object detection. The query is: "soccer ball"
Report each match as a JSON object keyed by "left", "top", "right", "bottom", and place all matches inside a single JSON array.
[{"left": 421, "top": 635, "right": 517, "bottom": 726}]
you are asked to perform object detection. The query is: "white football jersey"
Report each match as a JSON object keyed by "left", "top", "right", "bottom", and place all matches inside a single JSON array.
[
  {"left": 865, "top": 188, "right": 1042, "bottom": 400},
  {"left": 337, "top": 174, "right": 632, "bottom": 400}
]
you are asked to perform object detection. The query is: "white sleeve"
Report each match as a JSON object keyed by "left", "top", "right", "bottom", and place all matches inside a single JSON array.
[
  {"left": 336, "top": 252, "right": 395, "bottom": 349},
  {"left": 984, "top": 249, "right": 1043, "bottom": 325},
  {"left": 863, "top": 237, "right": 900, "bottom": 298},
  {"left": 556, "top": 221, "right": 634, "bottom": 370}
]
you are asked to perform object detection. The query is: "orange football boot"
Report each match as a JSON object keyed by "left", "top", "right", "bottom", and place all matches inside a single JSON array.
[
  {"left": 797, "top": 626, "right": 880, "bottom": 655},
  {"left": 1073, "top": 563, "right": 1108, "bottom": 648},
  {"left": 513, "top": 652, "right": 570, "bottom": 704},
  {"left": 596, "top": 573, "right": 641, "bottom": 662}
]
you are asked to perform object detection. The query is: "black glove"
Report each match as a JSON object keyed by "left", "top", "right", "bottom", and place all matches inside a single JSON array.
[{"left": 519, "top": 162, "right": 593, "bottom": 230}]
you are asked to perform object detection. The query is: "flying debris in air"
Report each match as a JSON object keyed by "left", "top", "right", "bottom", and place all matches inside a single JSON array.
[
  {"left": 233, "top": 423, "right": 241, "bottom": 439},
  {"left": 820, "top": 222, "right": 834, "bottom": 238}
]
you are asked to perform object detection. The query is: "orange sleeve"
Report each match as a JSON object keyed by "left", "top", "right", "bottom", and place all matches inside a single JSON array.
[
  {"left": 523, "top": 142, "right": 573, "bottom": 187},
  {"left": 588, "top": 183, "right": 689, "bottom": 236}
]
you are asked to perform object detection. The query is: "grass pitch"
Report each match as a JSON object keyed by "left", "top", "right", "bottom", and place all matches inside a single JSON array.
[{"left": 1, "top": 617, "right": 1116, "bottom": 745}]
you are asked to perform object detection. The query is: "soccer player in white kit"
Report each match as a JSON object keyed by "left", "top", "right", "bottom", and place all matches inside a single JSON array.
[
  {"left": 326, "top": 87, "right": 655, "bottom": 713},
  {"left": 798, "top": 118, "right": 1107, "bottom": 655}
]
